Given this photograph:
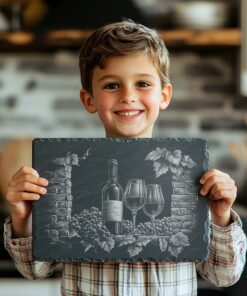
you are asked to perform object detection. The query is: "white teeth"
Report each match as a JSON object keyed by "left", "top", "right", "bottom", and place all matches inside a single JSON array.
[{"left": 117, "top": 111, "right": 140, "bottom": 117}]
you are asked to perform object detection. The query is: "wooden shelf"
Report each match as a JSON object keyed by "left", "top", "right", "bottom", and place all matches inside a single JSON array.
[
  {"left": 158, "top": 29, "right": 241, "bottom": 47},
  {"left": 0, "top": 28, "right": 241, "bottom": 51}
]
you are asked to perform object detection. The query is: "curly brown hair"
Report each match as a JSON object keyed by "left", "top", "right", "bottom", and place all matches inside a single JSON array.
[{"left": 79, "top": 19, "right": 170, "bottom": 95}]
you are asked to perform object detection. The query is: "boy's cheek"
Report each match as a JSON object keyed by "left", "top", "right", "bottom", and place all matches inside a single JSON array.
[{"left": 98, "top": 110, "right": 110, "bottom": 125}]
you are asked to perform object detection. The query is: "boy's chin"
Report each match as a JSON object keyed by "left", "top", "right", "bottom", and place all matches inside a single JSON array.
[{"left": 105, "top": 129, "right": 153, "bottom": 138}]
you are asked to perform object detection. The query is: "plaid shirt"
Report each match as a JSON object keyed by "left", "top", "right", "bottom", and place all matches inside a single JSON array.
[{"left": 4, "top": 211, "right": 247, "bottom": 296}]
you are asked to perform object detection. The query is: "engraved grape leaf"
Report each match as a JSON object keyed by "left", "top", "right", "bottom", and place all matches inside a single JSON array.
[
  {"left": 53, "top": 157, "right": 66, "bottom": 166},
  {"left": 166, "top": 150, "right": 182, "bottom": 166},
  {"left": 170, "top": 232, "right": 190, "bottom": 247},
  {"left": 117, "top": 236, "right": 135, "bottom": 247},
  {"left": 170, "top": 165, "right": 183, "bottom": 177},
  {"left": 98, "top": 238, "right": 115, "bottom": 253},
  {"left": 146, "top": 146, "right": 197, "bottom": 178},
  {"left": 159, "top": 237, "right": 168, "bottom": 252},
  {"left": 145, "top": 147, "right": 167, "bottom": 161},
  {"left": 135, "top": 237, "right": 151, "bottom": 247},
  {"left": 181, "top": 155, "right": 197, "bottom": 168},
  {"left": 168, "top": 245, "right": 183, "bottom": 258},
  {"left": 127, "top": 245, "right": 143, "bottom": 257},
  {"left": 84, "top": 244, "right": 93, "bottom": 252},
  {"left": 80, "top": 240, "right": 94, "bottom": 253},
  {"left": 153, "top": 160, "right": 170, "bottom": 178}
]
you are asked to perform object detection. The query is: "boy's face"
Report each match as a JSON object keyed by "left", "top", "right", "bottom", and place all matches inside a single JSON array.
[{"left": 80, "top": 54, "right": 172, "bottom": 138}]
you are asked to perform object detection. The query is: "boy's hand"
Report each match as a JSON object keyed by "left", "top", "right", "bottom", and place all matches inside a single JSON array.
[
  {"left": 6, "top": 166, "right": 48, "bottom": 220},
  {"left": 200, "top": 169, "right": 237, "bottom": 227}
]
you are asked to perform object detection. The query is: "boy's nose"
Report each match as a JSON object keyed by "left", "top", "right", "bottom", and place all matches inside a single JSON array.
[
  {"left": 120, "top": 97, "right": 136, "bottom": 104},
  {"left": 120, "top": 88, "right": 137, "bottom": 104}
]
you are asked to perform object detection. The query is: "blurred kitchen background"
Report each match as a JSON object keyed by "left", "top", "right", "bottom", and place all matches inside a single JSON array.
[{"left": 0, "top": 0, "right": 246, "bottom": 295}]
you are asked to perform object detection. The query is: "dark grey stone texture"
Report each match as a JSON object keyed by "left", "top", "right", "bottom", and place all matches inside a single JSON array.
[{"left": 32, "top": 138, "right": 210, "bottom": 262}]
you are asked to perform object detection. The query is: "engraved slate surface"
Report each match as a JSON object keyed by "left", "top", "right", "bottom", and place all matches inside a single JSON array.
[{"left": 32, "top": 138, "right": 210, "bottom": 262}]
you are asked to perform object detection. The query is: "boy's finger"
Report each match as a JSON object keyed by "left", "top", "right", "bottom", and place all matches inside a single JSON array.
[
  {"left": 15, "top": 192, "right": 41, "bottom": 201},
  {"left": 210, "top": 182, "right": 237, "bottom": 196},
  {"left": 13, "top": 175, "right": 48, "bottom": 187},
  {"left": 209, "top": 188, "right": 237, "bottom": 201},
  {"left": 7, "top": 191, "right": 41, "bottom": 202},
  {"left": 200, "top": 175, "right": 229, "bottom": 195},
  {"left": 18, "top": 192, "right": 40, "bottom": 200},
  {"left": 200, "top": 169, "right": 229, "bottom": 184},
  {"left": 13, "top": 166, "right": 39, "bottom": 179},
  {"left": 14, "top": 182, "right": 47, "bottom": 195}
]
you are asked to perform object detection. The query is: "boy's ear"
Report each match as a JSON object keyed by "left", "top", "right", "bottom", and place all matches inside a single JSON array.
[
  {"left": 160, "top": 84, "right": 172, "bottom": 110},
  {"left": 80, "top": 89, "right": 97, "bottom": 113}
]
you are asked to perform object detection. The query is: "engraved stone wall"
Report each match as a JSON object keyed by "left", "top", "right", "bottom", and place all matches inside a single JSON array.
[
  {"left": 43, "top": 163, "right": 73, "bottom": 243},
  {"left": 171, "top": 175, "right": 200, "bottom": 235}
]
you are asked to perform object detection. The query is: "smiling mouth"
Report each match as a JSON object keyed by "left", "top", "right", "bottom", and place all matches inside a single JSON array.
[{"left": 114, "top": 110, "right": 144, "bottom": 118}]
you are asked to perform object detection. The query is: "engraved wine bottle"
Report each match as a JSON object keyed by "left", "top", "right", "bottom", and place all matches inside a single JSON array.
[{"left": 102, "top": 159, "right": 123, "bottom": 235}]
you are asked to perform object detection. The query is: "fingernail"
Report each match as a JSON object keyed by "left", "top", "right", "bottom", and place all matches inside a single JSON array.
[
  {"left": 44, "top": 179, "right": 49, "bottom": 186},
  {"left": 34, "top": 170, "right": 39, "bottom": 177},
  {"left": 200, "top": 189, "right": 205, "bottom": 195},
  {"left": 42, "top": 188, "right": 47, "bottom": 194},
  {"left": 200, "top": 179, "right": 204, "bottom": 184}
]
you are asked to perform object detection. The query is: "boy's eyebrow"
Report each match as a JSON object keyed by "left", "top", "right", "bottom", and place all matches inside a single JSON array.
[
  {"left": 97, "top": 74, "right": 156, "bottom": 82},
  {"left": 97, "top": 75, "right": 119, "bottom": 82}
]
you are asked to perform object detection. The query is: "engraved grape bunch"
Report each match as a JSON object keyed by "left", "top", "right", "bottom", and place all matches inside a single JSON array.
[
  {"left": 69, "top": 207, "right": 111, "bottom": 242},
  {"left": 122, "top": 217, "right": 171, "bottom": 236}
]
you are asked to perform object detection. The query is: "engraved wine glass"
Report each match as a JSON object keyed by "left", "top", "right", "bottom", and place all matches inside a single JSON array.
[
  {"left": 123, "top": 179, "right": 147, "bottom": 235},
  {"left": 143, "top": 184, "right": 164, "bottom": 235}
]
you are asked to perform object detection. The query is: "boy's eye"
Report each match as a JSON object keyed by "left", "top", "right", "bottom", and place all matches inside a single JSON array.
[
  {"left": 137, "top": 81, "right": 150, "bottom": 88},
  {"left": 104, "top": 83, "right": 119, "bottom": 89}
]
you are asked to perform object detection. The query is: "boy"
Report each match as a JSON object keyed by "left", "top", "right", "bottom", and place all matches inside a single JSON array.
[{"left": 4, "top": 20, "right": 246, "bottom": 296}]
